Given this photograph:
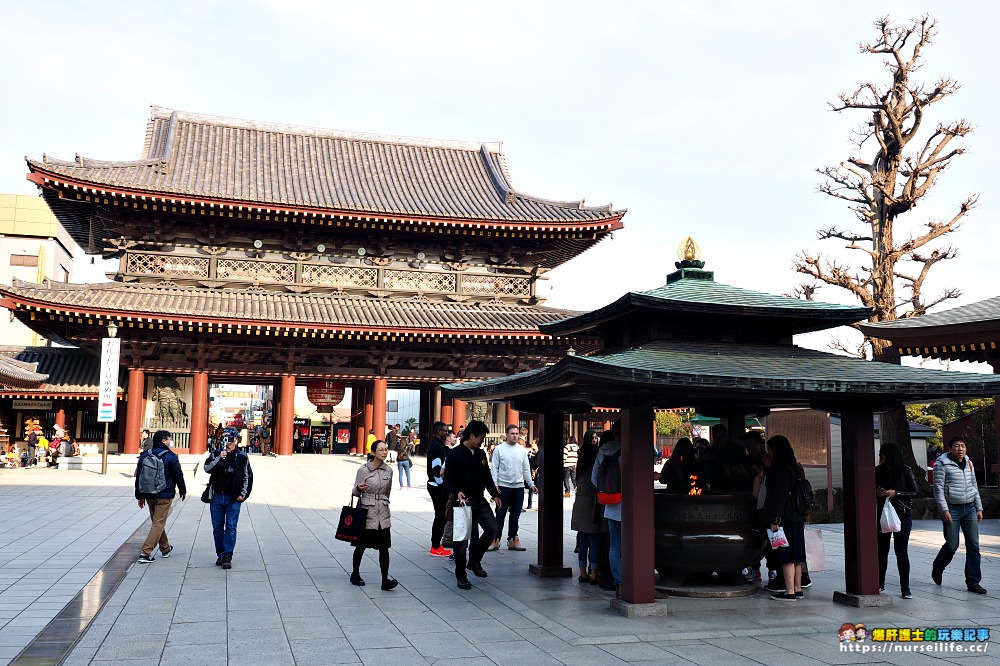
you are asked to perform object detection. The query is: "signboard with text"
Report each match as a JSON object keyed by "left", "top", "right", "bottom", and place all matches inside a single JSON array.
[
  {"left": 12, "top": 400, "right": 52, "bottom": 410},
  {"left": 98, "top": 337, "right": 121, "bottom": 422}
]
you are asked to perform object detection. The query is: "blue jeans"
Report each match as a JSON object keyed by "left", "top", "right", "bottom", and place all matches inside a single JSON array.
[
  {"left": 397, "top": 460, "right": 411, "bottom": 487},
  {"left": 608, "top": 518, "right": 622, "bottom": 585},
  {"left": 494, "top": 486, "right": 525, "bottom": 540},
  {"left": 933, "top": 503, "right": 981, "bottom": 587},
  {"left": 578, "top": 532, "right": 601, "bottom": 570},
  {"left": 210, "top": 493, "right": 242, "bottom": 557}
]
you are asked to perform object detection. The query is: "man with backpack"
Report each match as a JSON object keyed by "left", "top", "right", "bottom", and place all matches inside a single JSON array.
[
  {"left": 204, "top": 433, "right": 253, "bottom": 569},
  {"left": 591, "top": 429, "right": 622, "bottom": 596},
  {"left": 135, "top": 430, "right": 187, "bottom": 564}
]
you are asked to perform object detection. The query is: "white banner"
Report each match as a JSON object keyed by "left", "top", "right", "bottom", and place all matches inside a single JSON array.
[
  {"left": 12, "top": 400, "right": 52, "bottom": 410},
  {"left": 98, "top": 338, "right": 121, "bottom": 423}
]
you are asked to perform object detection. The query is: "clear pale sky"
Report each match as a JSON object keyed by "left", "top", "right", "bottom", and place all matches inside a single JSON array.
[{"left": 2, "top": 1, "right": 996, "bottom": 364}]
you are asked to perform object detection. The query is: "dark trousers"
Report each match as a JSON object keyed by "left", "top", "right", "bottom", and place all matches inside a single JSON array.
[
  {"left": 563, "top": 467, "right": 576, "bottom": 493},
  {"left": 454, "top": 501, "right": 498, "bottom": 580},
  {"left": 878, "top": 509, "right": 912, "bottom": 593},
  {"left": 428, "top": 484, "right": 449, "bottom": 549},
  {"left": 495, "top": 486, "right": 525, "bottom": 540}
]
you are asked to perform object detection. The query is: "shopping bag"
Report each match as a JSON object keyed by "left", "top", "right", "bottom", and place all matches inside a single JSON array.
[
  {"left": 452, "top": 504, "right": 473, "bottom": 543},
  {"left": 335, "top": 497, "right": 368, "bottom": 543},
  {"left": 200, "top": 483, "right": 214, "bottom": 504},
  {"left": 880, "top": 499, "right": 902, "bottom": 533},
  {"left": 804, "top": 528, "right": 827, "bottom": 571},
  {"left": 767, "top": 527, "right": 789, "bottom": 548}
]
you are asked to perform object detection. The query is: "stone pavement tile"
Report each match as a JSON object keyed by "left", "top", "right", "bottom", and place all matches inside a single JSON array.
[
  {"left": 121, "top": 595, "right": 178, "bottom": 615},
  {"left": 432, "top": 658, "right": 497, "bottom": 666},
  {"left": 451, "top": 619, "right": 523, "bottom": 644},
  {"left": 477, "top": 639, "right": 551, "bottom": 661},
  {"left": 343, "top": 624, "right": 410, "bottom": 650},
  {"left": 59, "top": 645, "right": 99, "bottom": 666},
  {"left": 159, "top": 641, "right": 228, "bottom": 666},
  {"left": 746, "top": 656, "right": 849, "bottom": 666},
  {"left": 276, "top": 600, "right": 332, "bottom": 617},
  {"left": 427, "top": 598, "right": 493, "bottom": 621},
  {"left": 285, "top": 620, "right": 345, "bottom": 641},
  {"left": 661, "top": 643, "right": 776, "bottom": 666},
  {"left": 703, "top": 636, "right": 789, "bottom": 654},
  {"left": 355, "top": 646, "right": 429, "bottom": 665},
  {"left": 549, "top": 647, "right": 631, "bottom": 665},
  {"left": 405, "top": 630, "right": 485, "bottom": 659},
  {"left": 601, "top": 640, "right": 694, "bottom": 662},
  {"left": 167, "top": 620, "right": 227, "bottom": 645},
  {"left": 103, "top": 612, "right": 173, "bottom": 636},
  {"left": 572, "top": 634, "right": 641, "bottom": 646},
  {"left": 329, "top": 603, "right": 390, "bottom": 627},
  {"left": 74, "top": 622, "right": 113, "bottom": 649},
  {"left": 289, "top": 638, "right": 363, "bottom": 665},
  {"left": 513, "top": 626, "right": 576, "bottom": 652},
  {"left": 226, "top": 608, "right": 282, "bottom": 630},
  {"left": 93, "top": 633, "right": 166, "bottom": 661}
]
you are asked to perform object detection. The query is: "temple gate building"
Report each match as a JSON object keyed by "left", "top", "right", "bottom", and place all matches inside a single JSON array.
[{"left": 0, "top": 107, "right": 625, "bottom": 455}]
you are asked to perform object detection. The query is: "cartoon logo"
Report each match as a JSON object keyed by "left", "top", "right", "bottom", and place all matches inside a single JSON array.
[
  {"left": 344, "top": 516, "right": 353, "bottom": 526},
  {"left": 854, "top": 624, "right": 867, "bottom": 642},
  {"left": 839, "top": 623, "right": 856, "bottom": 643}
]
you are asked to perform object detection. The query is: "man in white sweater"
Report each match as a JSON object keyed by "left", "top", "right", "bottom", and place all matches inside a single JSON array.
[{"left": 488, "top": 424, "right": 537, "bottom": 551}]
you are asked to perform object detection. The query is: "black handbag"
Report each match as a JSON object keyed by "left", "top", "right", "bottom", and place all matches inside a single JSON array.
[
  {"left": 201, "top": 483, "right": 213, "bottom": 503},
  {"left": 335, "top": 496, "right": 368, "bottom": 543}
]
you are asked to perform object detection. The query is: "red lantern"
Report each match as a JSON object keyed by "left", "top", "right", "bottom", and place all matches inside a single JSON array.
[{"left": 306, "top": 380, "right": 346, "bottom": 407}]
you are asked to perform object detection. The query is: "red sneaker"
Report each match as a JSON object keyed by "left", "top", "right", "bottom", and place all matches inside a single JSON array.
[{"left": 430, "top": 546, "right": 452, "bottom": 557}]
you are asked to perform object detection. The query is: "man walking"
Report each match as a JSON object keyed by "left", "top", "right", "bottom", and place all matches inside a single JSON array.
[
  {"left": 426, "top": 421, "right": 452, "bottom": 558},
  {"left": 932, "top": 436, "right": 985, "bottom": 594},
  {"left": 444, "top": 420, "right": 502, "bottom": 590},
  {"left": 204, "top": 434, "right": 253, "bottom": 569},
  {"left": 488, "top": 424, "right": 536, "bottom": 552},
  {"left": 563, "top": 436, "right": 579, "bottom": 497},
  {"left": 135, "top": 430, "right": 186, "bottom": 563}
]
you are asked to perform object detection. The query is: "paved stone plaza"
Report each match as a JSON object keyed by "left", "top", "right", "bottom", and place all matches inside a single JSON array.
[{"left": 2, "top": 454, "right": 999, "bottom": 665}]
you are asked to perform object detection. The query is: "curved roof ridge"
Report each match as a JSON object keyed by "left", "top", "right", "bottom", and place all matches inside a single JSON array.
[{"left": 150, "top": 105, "right": 502, "bottom": 153}]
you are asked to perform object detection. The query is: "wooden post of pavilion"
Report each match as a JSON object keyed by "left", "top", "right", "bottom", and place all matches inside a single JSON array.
[
  {"left": 452, "top": 398, "right": 466, "bottom": 432},
  {"left": 834, "top": 404, "right": 883, "bottom": 606},
  {"left": 529, "top": 410, "right": 571, "bottom": 577},
  {"left": 505, "top": 405, "right": 519, "bottom": 428},
  {"left": 440, "top": 396, "right": 453, "bottom": 431},
  {"left": 363, "top": 381, "right": 374, "bottom": 453},
  {"left": 616, "top": 404, "right": 658, "bottom": 609},
  {"left": 351, "top": 385, "right": 363, "bottom": 455}
]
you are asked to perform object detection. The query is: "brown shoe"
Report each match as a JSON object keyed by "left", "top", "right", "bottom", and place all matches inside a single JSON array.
[
  {"left": 563, "top": 492, "right": 571, "bottom": 498},
  {"left": 508, "top": 537, "right": 526, "bottom": 551},
  {"left": 486, "top": 539, "right": 500, "bottom": 552}
]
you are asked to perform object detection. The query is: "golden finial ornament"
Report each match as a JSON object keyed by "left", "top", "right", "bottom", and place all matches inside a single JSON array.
[{"left": 676, "top": 237, "right": 701, "bottom": 262}]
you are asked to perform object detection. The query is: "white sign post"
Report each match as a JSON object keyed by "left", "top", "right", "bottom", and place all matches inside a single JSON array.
[{"left": 98, "top": 336, "right": 121, "bottom": 475}]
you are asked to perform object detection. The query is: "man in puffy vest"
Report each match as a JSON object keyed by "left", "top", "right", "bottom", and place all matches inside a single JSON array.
[
  {"left": 932, "top": 436, "right": 985, "bottom": 594},
  {"left": 135, "top": 430, "right": 187, "bottom": 563}
]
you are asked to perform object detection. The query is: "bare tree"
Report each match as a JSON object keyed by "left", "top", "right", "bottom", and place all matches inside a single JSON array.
[{"left": 793, "top": 16, "right": 977, "bottom": 488}]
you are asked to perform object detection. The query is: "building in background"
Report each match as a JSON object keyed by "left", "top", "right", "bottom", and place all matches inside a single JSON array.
[{"left": 0, "top": 194, "right": 82, "bottom": 346}]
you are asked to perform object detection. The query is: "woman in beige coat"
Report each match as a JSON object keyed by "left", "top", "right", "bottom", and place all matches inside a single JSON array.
[{"left": 351, "top": 440, "right": 397, "bottom": 590}]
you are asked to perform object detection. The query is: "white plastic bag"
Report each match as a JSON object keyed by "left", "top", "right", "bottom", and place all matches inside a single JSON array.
[
  {"left": 804, "top": 528, "right": 827, "bottom": 571},
  {"left": 767, "top": 527, "right": 789, "bottom": 548},
  {"left": 452, "top": 504, "right": 472, "bottom": 543},
  {"left": 880, "top": 499, "right": 902, "bottom": 533}
]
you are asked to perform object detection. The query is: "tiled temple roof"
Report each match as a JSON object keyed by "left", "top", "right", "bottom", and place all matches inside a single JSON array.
[
  {"left": 860, "top": 296, "right": 1000, "bottom": 335},
  {"left": 27, "top": 107, "right": 624, "bottom": 225},
  {"left": 0, "top": 355, "right": 48, "bottom": 390},
  {"left": 0, "top": 279, "right": 577, "bottom": 335},
  {"left": 0, "top": 346, "right": 122, "bottom": 396}
]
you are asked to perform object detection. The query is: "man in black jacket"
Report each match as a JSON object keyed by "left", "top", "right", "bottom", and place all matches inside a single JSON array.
[
  {"left": 444, "top": 420, "right": 502, "bottom": 590},
  {"left": 204, "top": 434, "right": 253, "bottom": 569},
  {"left": 135, "top": 430, "right": 187, "bottom": 563},
  {"left": 426, "top": 421, "right": 452, "bottom": 558}
]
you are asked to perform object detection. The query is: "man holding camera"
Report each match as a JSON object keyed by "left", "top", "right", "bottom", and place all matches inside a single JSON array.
[{"left": 204, "top": 435, "right": 253, "bottom": 570}]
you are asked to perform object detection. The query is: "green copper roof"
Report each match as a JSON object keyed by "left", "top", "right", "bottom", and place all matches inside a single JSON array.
[
  {"left": 442, "top": 340, "right": 1000, "bottom": 409},
  {"left": 540, "top": 269, "right": 872, "bottom": 337},
  {"left": 860, "top": 296, "right": 1000, "bottom": 335}
]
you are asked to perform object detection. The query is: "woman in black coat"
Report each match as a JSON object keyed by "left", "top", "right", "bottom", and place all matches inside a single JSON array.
[
  {"left": 762, "top": 435, "right": 807, "bottom": 601},
  {"left": 875, "top": 443, "right": 918, "bottom": 599}
]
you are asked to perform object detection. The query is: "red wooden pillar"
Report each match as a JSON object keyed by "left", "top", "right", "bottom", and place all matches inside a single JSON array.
[
  {"left": 276, "top": 374, "right": 295, "bottom": 456},
  {"left": 124, "top": 368, "right": 145, "bottom": 454},
  {"left": 506, "top": 404, "right": 519, "bottom": 428},
  {"left": 351, "top": 385, "right": 363, "bottom": 455},
  {"left": 530, "top": 410, "right": 571, "bottom": 577},
  {"left": 452, "top": 398, "right": 466, "bottom": 432},
  {"left": 620, "top": 404, "right": 656, "bottom": 604},
  {"left": 373, "top": 377, "right": 387, "bottom": 441},
  {"left": 189, "top": 371, "right": 208, "bottom": 454},
  {"left": 55, "top": 408, "right": 66, "bottom": 431},
  {"left": 363, "top": 381, "right": 374, "bottom": 452},
  {"left": 440, "top": 396, "right": 453, "bottom": 430},
  {"left": 836, "top": 405, "right": 880, "bottom": 603}
]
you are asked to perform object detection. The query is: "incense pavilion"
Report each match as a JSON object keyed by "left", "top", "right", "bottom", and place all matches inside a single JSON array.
[
  {"left": 444, "top": 258, "right": 1000, "bottom": 609},
  {"left": 1, "top": 107, "right": 625, "bottom": 454}
]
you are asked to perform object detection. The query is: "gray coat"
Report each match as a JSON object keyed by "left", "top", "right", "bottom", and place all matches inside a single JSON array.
[
  {"left": 933, "top": 453, "right": 982, "bottom": 513},
  {"left": 353, "top": 461, "right": 393, "bottom": 530},
  {"left": 571, "top": 458, "right": 601, "bottom": 533}
]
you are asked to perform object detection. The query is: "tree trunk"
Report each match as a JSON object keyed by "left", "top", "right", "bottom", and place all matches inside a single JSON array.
[{"left": 870, "top": 337, "right": 932, "bottom": 494}]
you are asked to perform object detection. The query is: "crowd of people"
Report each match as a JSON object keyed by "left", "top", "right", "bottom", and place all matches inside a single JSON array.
[
  {"left": 126, "top": 418, "right": 986, "bottom": 604},
  {"left": 4, "top": 426, "right": 78, "bottom": 469}
]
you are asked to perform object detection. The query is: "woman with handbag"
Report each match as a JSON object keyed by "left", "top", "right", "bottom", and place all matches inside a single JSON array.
[
  {"left": 876, "top": 443, "right": 918, "bottom": 599},
  {"left": 763, "top": 435, "right": 807, "bottom": 601},
  {"left": 351, "top": 440, "right": 398, "bottom": 590}
]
